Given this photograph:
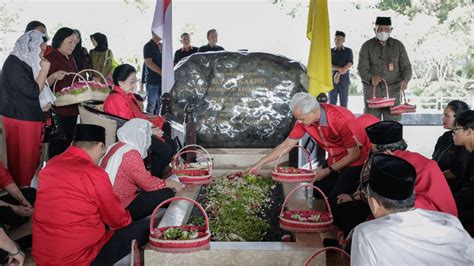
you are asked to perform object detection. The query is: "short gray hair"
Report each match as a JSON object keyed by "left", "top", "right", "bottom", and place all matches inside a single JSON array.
[
  {"left": 289, "top": 92, "right": 320, "bottom": 115},
  {"left": 368, "top": 185, "right": 414, "bottom": 212}
]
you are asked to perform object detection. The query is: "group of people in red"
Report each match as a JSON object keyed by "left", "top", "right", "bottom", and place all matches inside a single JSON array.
[
  {"left": 0, "top": 17, "right": 227, "bottom": 265},
  {"left": 251, "top": 93, "right": 474, "bottom": 264},
  {"left": 249, "top": 15, "right": 474, "bottom": 264},
  {"left": 0, "top": 14, "right": 473, "bottom": 265},
  {"left": 0, "top": 21, "right": 185, "bottom": 265}
]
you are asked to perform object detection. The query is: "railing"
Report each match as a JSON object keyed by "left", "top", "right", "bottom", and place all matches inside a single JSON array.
[
  {"left": 418, "top": 96, "right": 473, "bottom": 111},
  {"left": 349, "top": 95, "right": 473, "bottom": 113}
]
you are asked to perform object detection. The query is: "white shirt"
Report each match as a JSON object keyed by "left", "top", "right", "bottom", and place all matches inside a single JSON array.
[{"left": 351, "top": 208, "right": 474, "bottom": 265}]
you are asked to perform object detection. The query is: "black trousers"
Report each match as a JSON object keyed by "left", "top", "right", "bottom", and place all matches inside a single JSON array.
[
  {"left": 314, "top": 165, "right": 363, "bottom": 208},
  {"left": 333, "top": 200, "right": 372, "bottom": 236},
  {"left": 48, "top": 114, "right": 77, "bottom": 158},
  {"left": 126, "top": 189, "right": 175, "bottom": 222},
  {"left": 150, "top": 135, "right": 177, "bottom": 178},
  {"left": 0, "top": 187, "right": 36, "bottom": 226},
  {"left": 91, "top": 218, "right": 150, "bottom": 266},
  {"left": 455, "top": 187, "right": 474, "bottom": 227}
]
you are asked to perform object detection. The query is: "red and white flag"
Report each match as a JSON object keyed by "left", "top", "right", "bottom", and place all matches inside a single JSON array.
[{"left": 152, "top": 0, "right": 174, "bottom": 94}]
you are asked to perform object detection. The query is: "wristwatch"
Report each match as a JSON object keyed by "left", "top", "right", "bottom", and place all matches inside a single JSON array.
[{"left": 8, "top": 242, "right": 22, "bottom": 256}]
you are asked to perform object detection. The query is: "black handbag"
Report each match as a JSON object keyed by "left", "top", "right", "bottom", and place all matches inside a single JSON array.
[{"left": 43, "top": 109, "right": 66, "bottom": 143}]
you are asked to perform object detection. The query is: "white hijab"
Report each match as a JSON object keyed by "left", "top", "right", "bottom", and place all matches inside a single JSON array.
[
  {"left": 11, "top": 30, "right": 44, "bottom": 78},
  {"left": 10, "top": 30, "right": 55, "bottom": 109},
  {"left": 101, "top": 118, "right": 153, "bottom": 185}
]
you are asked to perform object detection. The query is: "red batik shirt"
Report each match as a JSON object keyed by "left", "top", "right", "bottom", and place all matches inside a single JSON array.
[{"left": 100, "top": 142, "right": 166, "bottom": 208}]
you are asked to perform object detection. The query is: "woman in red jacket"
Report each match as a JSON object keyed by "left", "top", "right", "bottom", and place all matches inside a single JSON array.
[{"left": 104, "top": 64, "right": 177, "bottom": 177}]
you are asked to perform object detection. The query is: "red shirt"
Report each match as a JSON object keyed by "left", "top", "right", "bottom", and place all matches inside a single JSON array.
[
  {"left": 0, "top": 161, "right": 13, "bottom": 189},
  {"left": 393, "top": 150, "right": 458, "bottom": 217},
  {"left": 289, "top": 104, "right": 364, "bottom": 167},
  {"left": 45, "top": 49, "right": 79, "bottom": 116},
  {"left": 349, "top": 114, "right": 380, "bottom": 165},
  {"left": 33, "top": 146, "right": 131, "bottom": 265},
  {"left": 100, "top": 142, "right": 166, "bottom": 208},
  {"left": 103, "top": 86, "right": 164, "bottom": 128}
]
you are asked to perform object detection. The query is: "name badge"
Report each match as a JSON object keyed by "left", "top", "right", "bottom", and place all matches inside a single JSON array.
[{"left": 388, "top": 63, "right": 395, "bottom": 72}]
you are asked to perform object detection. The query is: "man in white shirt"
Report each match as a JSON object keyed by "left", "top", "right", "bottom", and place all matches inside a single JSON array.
[{"left": 351, "top": 153, "right": 474, "bottom": 265}]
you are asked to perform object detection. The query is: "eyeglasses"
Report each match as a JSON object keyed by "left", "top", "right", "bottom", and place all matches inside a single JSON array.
[{"left": 452, "top": 127, "right": 465, "bottom": 135}]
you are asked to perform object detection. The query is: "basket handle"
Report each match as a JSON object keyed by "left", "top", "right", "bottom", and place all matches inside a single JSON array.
[
  {"left": 131, "top": 239, "right": 140, "bottom": 266},
  {"left": 280, "top": 183, "right": 332, "bottom": 218},
  {"left": 176, "top": 144, "right": 213, "bottom": 168},
  {"left": 274, "top": 145, "right": 312, "bottom": 172},
  {"left": 371, "top": 78, "right": 389, "bottom": 99},
  {"left": 399, "top": 88, "right": 408, "bottom": 104},
  {"left": 69, "top": 72, "right": 91, "bottom": 88},
  {"left": 52, "top": 72, "right": 86, "bottom": 93},
  {"left": 75, "top": 69, "right": 108, "bottom": 86},
  {"left": 149, "top": 196, "right": 210, "bottom": 234},
  {"left": 303, "top": 247, "right": 350, "bottom": 266},
  {"left": 172, "top": 150, "right": 212, "bottom": 173}
]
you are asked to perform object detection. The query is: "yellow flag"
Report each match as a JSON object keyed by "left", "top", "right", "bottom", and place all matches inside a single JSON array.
[{"left": 307, "top": 0, "right": 333, "bottom": 96}]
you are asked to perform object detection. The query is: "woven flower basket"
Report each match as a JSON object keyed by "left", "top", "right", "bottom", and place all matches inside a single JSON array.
[
  {"left": 54, "top": 72, "right": 89, "bottom": 106},
  {"left": 76, "top": 69, "right": 110, "bottom": 101},
  {"left": 54, "top": 89, "right": 94, "bottom": 106},
  {"left": 390, "top": 89, "right": 416, "bottom": 114},
  {"left": 172, "top": 145, "right": 212, "bottom": 185},
  {"left": 54, "top": 69, "right": 110, "bottom": 106},
  {"left": 272, "top": 145, "right": 316, "bottom": 183},
  {"left": 149, "top": 197, "right": 211, "bottom": 253},
  {"left": 304, "top": 247, "right": 350, "bottom": 266},
  {"left": 366, "top": 79, "right": 395, "bottom": 108},
  {"left": 279, "top": 184, "right": 333, "bottom": 233}
]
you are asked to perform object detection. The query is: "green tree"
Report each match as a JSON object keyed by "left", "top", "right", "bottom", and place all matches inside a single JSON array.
[
  {"left": 378, "top": 0, "right": 411, "bottom": 14},
  {"left": 379, "top": 0, "right": 471, "bottom": 23},
  {"left": 0, "top": 2, "right": 20, "bottom": 62},
  {"left": 272, "top": 0, "right": 471, "bottom": 23},
  {"left": 269, "top": 0, "right": 306, "bottom": 18},
  {"left": 122, "top": 0, "right": 149, "bottom": 14},
  {"left": 411, "top": 5, "right": 473, "bottom": 83},
  {"left": 0, "top": 2, "right": 18, "bottom": 36}
]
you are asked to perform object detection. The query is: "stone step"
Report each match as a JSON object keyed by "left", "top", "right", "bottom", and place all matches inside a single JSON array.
[{"left": 145, "top": 242, "right": 321, "bottom": 266}]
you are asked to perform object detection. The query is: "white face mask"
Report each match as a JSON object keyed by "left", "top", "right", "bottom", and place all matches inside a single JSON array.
[{"left": 376, "top": 32, "right": 390, "bottom": 41}]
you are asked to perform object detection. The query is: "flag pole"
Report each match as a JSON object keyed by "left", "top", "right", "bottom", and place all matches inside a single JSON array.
[{"left": 152, "top": 0, "right": 174, "bottom": 95}]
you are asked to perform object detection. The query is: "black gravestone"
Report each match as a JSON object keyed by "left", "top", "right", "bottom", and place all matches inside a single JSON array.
[{"left": 171, "top": 51, "right": 308, "bottom": 148}]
